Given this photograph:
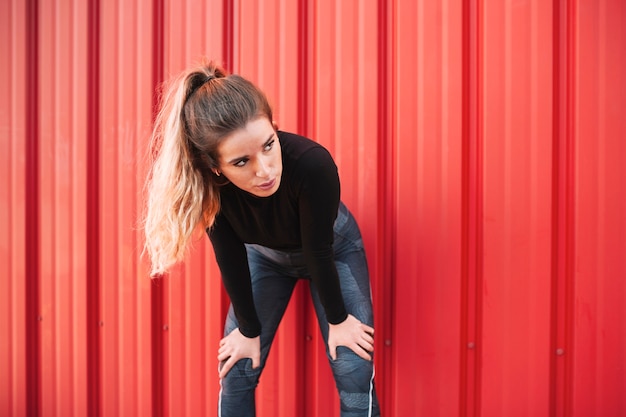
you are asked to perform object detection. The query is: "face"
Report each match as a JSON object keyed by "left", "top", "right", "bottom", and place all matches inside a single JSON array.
[{"left": 217, "top": 117, "right": 282, "bottom": 197}]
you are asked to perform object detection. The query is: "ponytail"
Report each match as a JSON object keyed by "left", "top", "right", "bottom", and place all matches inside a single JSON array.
[{"left": 143, "top": 60, "right": 272, "bottom": 275}]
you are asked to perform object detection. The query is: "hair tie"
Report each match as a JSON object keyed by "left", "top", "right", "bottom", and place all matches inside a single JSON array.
[{"left": 187, "top": 75, "right": 215, "bottom": 101}]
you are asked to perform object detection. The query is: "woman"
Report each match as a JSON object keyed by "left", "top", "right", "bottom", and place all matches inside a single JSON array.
[{"left": 144, "top": 60, "right": 380, "bottom": 417}]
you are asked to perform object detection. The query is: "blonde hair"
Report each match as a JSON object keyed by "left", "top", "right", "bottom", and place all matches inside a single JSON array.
[{"left": 143, "top": 60, "right": 273, "bottom": 276}]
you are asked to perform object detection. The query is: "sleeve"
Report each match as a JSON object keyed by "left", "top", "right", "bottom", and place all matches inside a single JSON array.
[
  {"left": 296, "top": 147, "right": 348, "bottom": 325},
  {"left": 207, "top": 213, "right": 262, "bottom": 337}
]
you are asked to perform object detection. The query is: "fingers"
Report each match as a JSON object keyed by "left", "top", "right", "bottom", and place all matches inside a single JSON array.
[
  {"left": 359, "top": 337, "right": 374, "bottom": 353},
  {"left": 356, "top": 322, "right": 375, "bottom": 353},
  {"left": 328, "top": 315, "right": 376, "bottom": 361},
  {"left": 217, "top": 329, "right": 261, "bottom": 378},
  {"left": 362, "top": 340, "right": 374, "bottom": 352},
  {"left": 329, "top": 334, "right": 374, "bottom": 361},
  {"left": 362, "top": 324, "right": 375, "bottom": 337},
  {"left": 218, "top": 353, "right": 261, "bottom": 378},
  {"left": 251, "top": 351, "right": 261, "bottom": 369},
  {"left": 217, "top": 351, "right": 229, "bottom": 362},
  {"left": 335, "top": 340, "right": 372, "bottom": 362},
  {"left": 353, "top": 344, "right": 373, "bottom": 362},
  {"left": 219, "top": 357, "right": 235, "bottom": 379},
  {"left": 217, "top": 338, "right": 231, "bottom": 362},
  {"left": 329, "top": 343, "right": 338, "bottom": 361}
]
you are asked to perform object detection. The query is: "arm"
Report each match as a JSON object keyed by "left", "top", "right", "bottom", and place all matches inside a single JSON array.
[
  {"left": 208, "top": 214, "right": 261, "bottom": 337},
  {"left": 296, "top": 148, "right": 374, "bottom": 360},
  {"left": 208, "top": 215, "right": 262, "bottom": 377},
  {"left": 296, "top": 147, "right": 347, "bottom": 324}
]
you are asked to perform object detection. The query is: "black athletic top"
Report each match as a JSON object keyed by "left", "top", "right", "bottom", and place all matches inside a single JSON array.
[{"left": 207, "top": 131, "right": 348, "bottom": 337}]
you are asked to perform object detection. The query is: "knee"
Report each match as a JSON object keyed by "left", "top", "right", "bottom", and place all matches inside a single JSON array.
[
  {"left": 220, "top": 359, "right": 262, "bottom": 394},
  {"left": 329, "top": 347, "right": 374, "bottom": 382},
  {"left": 330, "top": 349, "right": 379, "bottom": 416}
]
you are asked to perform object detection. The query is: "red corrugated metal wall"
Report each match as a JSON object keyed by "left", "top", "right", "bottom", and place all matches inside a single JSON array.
[{"left": 2, "top": 0, "right": 625, "bottom": 416}]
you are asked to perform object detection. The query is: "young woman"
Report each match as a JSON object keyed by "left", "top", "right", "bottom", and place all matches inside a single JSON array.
[{"left": 144, "top": 60, "right": 380, "bottom": 417}]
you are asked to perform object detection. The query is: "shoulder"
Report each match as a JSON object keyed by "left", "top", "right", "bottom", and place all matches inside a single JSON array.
[
  {"left": 278, "top": 131, "right": 337, "bottom": 174},
  {"left": 278, "top": 131, "right": 339, "bottom": 198}
]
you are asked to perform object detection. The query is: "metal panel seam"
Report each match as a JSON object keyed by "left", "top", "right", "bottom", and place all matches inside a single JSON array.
[
  {"left": 86, "top": 0, "right": 102, "bottom": 416},
  {"left": 550, "top": 0, "right": 576, "bottom": 415},
  {"left": 296, "top": 1, "right": 309, "bottom": 412},
  {"left": 223, "top": 0, "right": 234, "bottom": 71},
  {"left": 376, "top": 0, "right": 395, "bottom": 416},
  {"left": 151, "top": 1, "right": 165, "bottom": 416},
  {"left": 25, "top": 0, "right": 41, "bottom": 415},
  {"left": 460, "top": 0, "right": 483, "bottom": 415}
]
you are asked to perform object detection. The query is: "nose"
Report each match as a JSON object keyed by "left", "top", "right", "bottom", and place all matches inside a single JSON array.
[{"left": 255, "top": 157, "right": 270, "bottom": 178}]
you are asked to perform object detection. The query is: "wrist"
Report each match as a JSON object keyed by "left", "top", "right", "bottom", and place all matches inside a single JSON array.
[
  {"left": 328, "top": 312, "right": 349, "bottom": 327},
  {"left": 238, "top": 326, "right": 261, "bottom": 338}
]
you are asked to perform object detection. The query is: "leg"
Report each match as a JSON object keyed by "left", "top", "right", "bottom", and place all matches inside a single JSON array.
[
  {"left": 218, "top": 245, "right": 298, "bottom": 417},
  {"left": 310, "top": 207, "right": 381, "bottom": 416}
]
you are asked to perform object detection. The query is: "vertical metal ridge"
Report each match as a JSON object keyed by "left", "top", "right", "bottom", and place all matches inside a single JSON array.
[
  {"left": 86, "top": 0, "right": 101, "bottom": 416},
  {"left": 298, "top": 0, "right": 309, "bottom": 136},
  {"left": 223, "top": 0, "right": 234, "bottom": 71},
  {"left": 0, "top": 1, "right": 18, "bottom": 411},
  {"left": 295, "top": 1, "right": 309, "bottom": 412},
  {"left": 376, "top": 0, "right": 395, "bottom": 415},
  {"left": 550, "top": 0, "right": 576, "bottom": 415},
  {"left": 151, "top": 276, "right": 167, "bottom": 417},
  {"left": 151, "top": 1, "right": 166, "bottom": 416},
  {"left": 25, "top": 0, "right": 40, "bottom": 415},
  {"left": 460, "top": 0, "right": 483, "bottom": 415},
  {"left": 460, "top": 1, "right": 470, "bottom": 411},
  {"left": 220, "top": 0, "right": 236, "bottom": 364}
]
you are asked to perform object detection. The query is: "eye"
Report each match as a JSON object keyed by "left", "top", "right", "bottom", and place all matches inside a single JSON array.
[
  {"left": 233, "top": 158, "right": 248, "bottom": 167},
  {"left": 263, "top": 139, "right": 275, "bottom": 152}
]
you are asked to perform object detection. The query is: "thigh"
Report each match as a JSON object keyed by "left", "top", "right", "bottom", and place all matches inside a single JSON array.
[{"left": 332, "top": 206, "right": 374, "bottom": 327}]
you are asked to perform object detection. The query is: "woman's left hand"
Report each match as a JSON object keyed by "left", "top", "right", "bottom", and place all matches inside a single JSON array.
[{"left": 328, "top": 314, "right": 374, "bottom": 361}]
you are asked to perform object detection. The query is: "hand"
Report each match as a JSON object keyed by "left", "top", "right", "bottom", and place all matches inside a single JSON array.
[
  {"left": 328, "top": 314, "right": 374, "bottom": 361},
  {"left": 217, "top": 328, "right": 261, "bottom": 379}
]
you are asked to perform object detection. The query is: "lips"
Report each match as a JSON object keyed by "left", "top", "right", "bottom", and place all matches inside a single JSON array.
[{"left": 257, "top": 178, "right": 276, "bottom": 191}]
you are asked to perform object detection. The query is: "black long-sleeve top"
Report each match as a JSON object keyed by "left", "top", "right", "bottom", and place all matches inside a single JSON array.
[{"left": 207, "top": 131, "right": 348, "bottom": 337}]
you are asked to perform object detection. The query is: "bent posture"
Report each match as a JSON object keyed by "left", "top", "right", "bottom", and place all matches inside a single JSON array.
[{"left": 144, "top": 60, "right": 380, "bottom": 416}]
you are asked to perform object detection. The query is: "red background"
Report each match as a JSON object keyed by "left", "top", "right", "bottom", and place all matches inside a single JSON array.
[{"left": 1, "top": 0, "right": 625, "bottom": 416}]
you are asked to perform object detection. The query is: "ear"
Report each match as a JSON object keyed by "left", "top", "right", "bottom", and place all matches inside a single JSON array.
[
  {"left": 272, "top": 120, "right": 279, "bottom": 131},
  {"left": 212, "top": 169, "right": 221, "bottom": 176}
]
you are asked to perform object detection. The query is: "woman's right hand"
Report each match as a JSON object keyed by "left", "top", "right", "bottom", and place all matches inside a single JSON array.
[{"left": 217, "top": 328, "right": 261, "bottom": 379}]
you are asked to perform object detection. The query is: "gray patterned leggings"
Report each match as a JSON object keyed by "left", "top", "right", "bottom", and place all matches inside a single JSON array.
[{"left": 218, "top": 202, "right": 381, "bottom": 417}]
